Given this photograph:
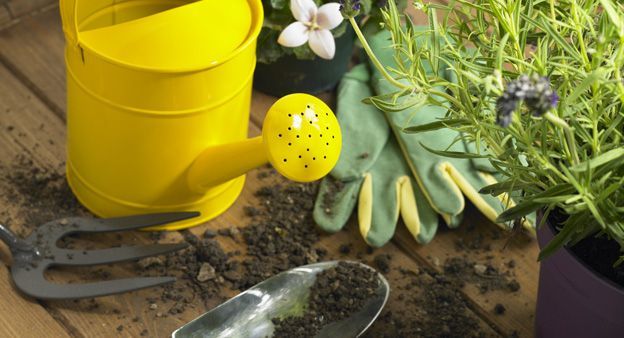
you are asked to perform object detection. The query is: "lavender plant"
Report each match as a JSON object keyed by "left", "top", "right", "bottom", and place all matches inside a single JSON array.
[{"left": 344, "top": 0, "right": 624, "bottom": 262}]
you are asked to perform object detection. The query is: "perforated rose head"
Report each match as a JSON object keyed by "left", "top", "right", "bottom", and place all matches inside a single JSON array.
[{"left": 262, "top": 94, "right": 342, "bottom": 182}]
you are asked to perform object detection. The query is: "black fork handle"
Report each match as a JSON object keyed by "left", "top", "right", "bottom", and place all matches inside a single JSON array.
[{"left": 0, "top": 223, "right": 37, "bottom": 256}]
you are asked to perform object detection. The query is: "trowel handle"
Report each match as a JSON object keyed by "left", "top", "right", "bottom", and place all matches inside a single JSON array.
[{"left": 187, "top": 136, "right": 268, "bottom": 193}]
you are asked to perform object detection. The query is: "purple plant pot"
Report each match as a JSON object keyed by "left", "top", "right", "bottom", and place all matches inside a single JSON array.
[{"left": 536, "top": 220, "right": 624, "bottom": 337}]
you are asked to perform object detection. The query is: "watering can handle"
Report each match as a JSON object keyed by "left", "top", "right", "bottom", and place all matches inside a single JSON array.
[{"left": 59, "top": 0, "right": 80, "bottom": 47}]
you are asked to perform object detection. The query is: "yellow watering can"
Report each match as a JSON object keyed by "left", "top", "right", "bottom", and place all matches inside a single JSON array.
[{"left": 60, "top": 0, "right": 342, "bottom": 230}]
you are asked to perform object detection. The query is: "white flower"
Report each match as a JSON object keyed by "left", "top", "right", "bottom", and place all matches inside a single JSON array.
[{"left": 277, "top": 0, "right": 343, "bottom": 60}]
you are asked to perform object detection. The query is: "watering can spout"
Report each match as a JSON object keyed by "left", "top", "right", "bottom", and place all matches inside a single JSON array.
[{"left": 187, "top": 94, "right": 342, "bottom": 193}]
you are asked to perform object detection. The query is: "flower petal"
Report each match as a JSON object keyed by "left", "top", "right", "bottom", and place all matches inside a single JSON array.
[
  {"left": 308, "top": 29, "right": 335, "bottom": 60},
  {"left": 290, "top": 0, "right": 317, "bottom": 23},
  {"left": 278, "top": 22, "right": 310, "bottom": 47},
  {"left": 317, "top": 3, "right": 343, "bottom": 30}
]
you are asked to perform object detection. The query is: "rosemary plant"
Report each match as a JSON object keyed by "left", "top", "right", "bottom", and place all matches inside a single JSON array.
[{"left": 344, "top": 0, "right": 624, "bottom": 262}]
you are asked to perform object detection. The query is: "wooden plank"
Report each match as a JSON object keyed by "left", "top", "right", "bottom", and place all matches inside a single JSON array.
[
  {"left": 5, "top": 0, "right": 56, "bottom": 18},
  {"left": 0, "top": 5, "right": 11, "bottom": 28},
  {"left": 0, "top": 64, "right": 72, "bottom": 338},
  {"left": 0, "top": 5, "right": 66, "bottom": 117}
]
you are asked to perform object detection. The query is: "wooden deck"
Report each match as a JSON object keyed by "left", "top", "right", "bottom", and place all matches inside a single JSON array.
[{"left": 0, "top": 4, "right": 539, "bottom": 337}]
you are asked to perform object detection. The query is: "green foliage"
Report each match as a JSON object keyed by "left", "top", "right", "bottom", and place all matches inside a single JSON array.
[
  {"left": 258, "top": 0, "right": 394, "bottom": 63},
  {"left": 357, "top": 0, "right": 624, "bottom": 262}
]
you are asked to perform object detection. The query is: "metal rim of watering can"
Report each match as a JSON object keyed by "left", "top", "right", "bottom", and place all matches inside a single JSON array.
[{"left": 61, "top": 0, "right": 264, "bottom": 73}]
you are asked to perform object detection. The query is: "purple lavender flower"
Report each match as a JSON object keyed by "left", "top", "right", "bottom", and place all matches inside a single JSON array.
[
  {"left": 496, "top": 74, "right": 558, "bottom": 127},
  {"left": 339, "top": 0, "right": 361, "bottom": 18}
]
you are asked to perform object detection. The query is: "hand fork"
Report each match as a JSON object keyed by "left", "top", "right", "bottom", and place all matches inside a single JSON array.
[{"left": 0, "top": 212, "right": 199, "bottom": 300}]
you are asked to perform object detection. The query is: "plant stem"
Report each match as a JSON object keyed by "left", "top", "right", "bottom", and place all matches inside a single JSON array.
[
  {"left": 348, "top": 17, "right": 410, "bottom": 90},
  {"left": 543, "top": 112, "right": 580, "bottom": 165}
]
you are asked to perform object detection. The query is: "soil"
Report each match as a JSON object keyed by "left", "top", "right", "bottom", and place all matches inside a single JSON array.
[
  {"left": 136, "top": 176, "right": 328, "bottom": 315},
  {"left": 550, "top": 210, "right": 624, "bottom": 287},
  {"left": 0, "top": 158, "right": 525, "bottom": 337},
  {"left": 362, "top": 255, "right": 520, "bottom": 338},
  {"left": 0, "top": 156, "right": 87, "bottom": 233},
  {"left": 271, "top": 262, "right": 379, "bottom": 338}
]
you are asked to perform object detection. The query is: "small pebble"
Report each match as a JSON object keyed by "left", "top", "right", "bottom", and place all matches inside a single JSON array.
[
  {"left": 196, "top": 263, "right": 216, "bottom": 282},
  {"left": 494, "top": 303, "right": 506, "bottom": 315},
  {"left": 474, "top": 264, "right": 487, "bottom": 275}
]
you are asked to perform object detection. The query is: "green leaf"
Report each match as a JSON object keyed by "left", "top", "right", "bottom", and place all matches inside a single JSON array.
[
  {"left": 403, "top": 119, "right": 470, "bottom": 133},
  {"left": 292, "top": 44, "right": 316, "bottom": 60},
  {"left": 363, "top": 91, "right": 427, "bottom": 113},
  {"left": 522, "top": 13, "right": 582, "bottom": 60},
  {"left": 565, "top": 69, "right": 607, "bottom": 105},
  {"left": 479, "top": 180, "right": 537, "bottom": 196},
  {"left": 419, "top": 143, "right": 489, "bottom": 159},
  {"left": 570, "top": 148, "right": 624, "bottom": 172},
  {"left": 497, "top": 201, "right": 543, "bottom": 222},
  {"left": 598, "top": 0, "right": 624, "bottom": 34},
  {"left": 332, "top": 21, "right": 348, "bottom": 38},
  {"left": 497, "top": 184, "right": 576, "bottom": 222}
]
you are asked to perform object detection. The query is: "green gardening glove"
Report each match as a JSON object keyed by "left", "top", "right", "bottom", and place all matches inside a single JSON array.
[
  {"left": 313, "top": 64, "right": 439, "bottom": 246},
  {"left": 367, "top": 28, "right": 531, "bottom": 230}
]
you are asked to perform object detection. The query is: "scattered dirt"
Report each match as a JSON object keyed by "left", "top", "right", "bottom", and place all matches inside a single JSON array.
[
  {"left": 234, "top": 183, "right": 326, "bottom": 290},
  {"left": 136, "top": 177, "right": 327, "bottom": 315},
  {"left": 0, "top": 156, "right": 87, "bottom": 233},
  {"left": 374, "top": 254, "right": 392, "bottom": 274},
  {"left": 444, "top": 257, "right": 521, "bottom": 294},
  {"left": 1, "top": 158, "right": 526, "bottom": 337},
  {"left": 271, "top": 262, "right": 379, "bottom": 338},
  {"left": 363, "top": 265, "right": 494, "bottom": 338}
]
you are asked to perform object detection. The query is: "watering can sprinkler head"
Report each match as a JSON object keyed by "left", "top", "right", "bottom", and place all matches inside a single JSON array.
[{"left": 187, "top": 94, "right": 342, "bottom": 193}]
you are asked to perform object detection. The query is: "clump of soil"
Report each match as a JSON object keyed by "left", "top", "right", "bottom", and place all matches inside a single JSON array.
[
  {"left": 374, "top": 254, "right": 392, "bottom": 274},
  {"left": 235, "top": 183, "right": 326, "bottom": 289},
  {"left": 137, "top": 232, "right": 240, "bottom": 314},
  {"left": 271, "top": 262, "right": 379, "bottom": 338}
]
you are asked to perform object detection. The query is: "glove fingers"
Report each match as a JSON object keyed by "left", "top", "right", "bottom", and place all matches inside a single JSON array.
[
  {"left": 439, "top": 163, "right": 513, "bottom": 230},
  {"left": 398, "top": 176, "right": 439, "bottom": 244},
  {"left": 314, "top": 176, "right": 363, "bottom": 233},
  {"left": 358, "top": 172, "right": 399, "bottom": 248},
  {"left": 358, "top": 138, "right": 411, "bottom": 247}
]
